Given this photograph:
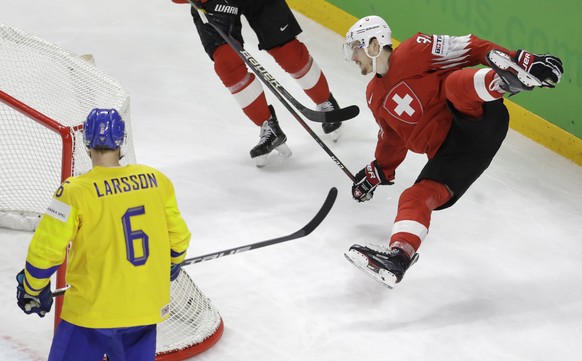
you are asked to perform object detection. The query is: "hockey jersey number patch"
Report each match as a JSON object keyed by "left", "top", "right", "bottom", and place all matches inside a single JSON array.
[{"left": 383, "top": 82, "right": 423, "bottom": 124}]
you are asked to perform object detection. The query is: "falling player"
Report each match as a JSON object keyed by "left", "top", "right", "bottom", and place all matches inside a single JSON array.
[
  {"left": 342, "top": 15, "right": 563, "bottom": 288},
  {"left": 16, "top": 109, "right": 191, "bottom": 360}
]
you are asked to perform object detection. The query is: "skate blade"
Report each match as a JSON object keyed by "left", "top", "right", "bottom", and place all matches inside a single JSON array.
[
  {"left": 275, "top": 142, "right": 292, "bottom": 158},
  {"left": 329, "top": 128, "right": 341, "bottom": 143},
  {"left": 254, "top": 154, "right": 269, "bottom": 168},
  {"left": 254, "top": 143, "right": 292, "bottom": 168},
  {"left": 488, "top": 50, "right": 542, "bottom": 87},
  {"left": 344, "top": 249, "right": 397, "bottom": 289}
]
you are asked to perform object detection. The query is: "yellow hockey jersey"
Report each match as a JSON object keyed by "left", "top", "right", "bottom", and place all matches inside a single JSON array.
[{"left": 24, "top": 164, "right": 191, "bottom": 328}]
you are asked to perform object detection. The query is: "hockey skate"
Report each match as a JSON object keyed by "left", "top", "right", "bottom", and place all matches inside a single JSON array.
[
  {"left": 344, "top": 244, "right": 419, "bottom": 288},
  {"left": 317, "top": 93, "right": 342, "bottom": 142},
  {"left": 249, "top": 105, "right": 292, "bottom": 168},
  {"left": 486, "top": 49, "right": 542, "bottom": 95}
]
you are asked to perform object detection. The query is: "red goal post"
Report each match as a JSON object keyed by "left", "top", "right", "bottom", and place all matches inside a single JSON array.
[{"left": 0, "top": 23, "right": 223, "bottom": 359}]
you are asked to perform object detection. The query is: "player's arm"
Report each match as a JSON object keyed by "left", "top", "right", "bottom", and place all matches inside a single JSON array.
[
  {"left": 462, "top": 34, "right": 515, "bottom": 66},
  {"left": 430, "top": 33, "right": 563, "bottom": 88},
  {"left": 23, "top": 183, "right": 78, "bottom": 294},
  {"left": 352, "top": 123, "right": 407, "bottom": 202},
  {"left": 416, "top": 33, "right": 514, "bottom": 69},
  {"left": 165, "top": 181, "right": 191, "bottom": 281},
  {"left": 166, "top": 196, "right": 191, "bottom": 266},
  {"left": 16, "top": 181, "right": 78, "bottom": 317},
  {"left": 162, "top": 176, "right": 191, "bottom": 265},
  {"left": 374, "top": 124, "right": 408, "bottom": 182}
]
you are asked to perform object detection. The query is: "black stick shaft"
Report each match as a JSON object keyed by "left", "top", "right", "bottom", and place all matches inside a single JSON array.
[
  {"left": 53, "top": 187, "right": 338, "bottom": 297},
  {"left": 189, "top": 2, "right": 356, "bottom": 181}
]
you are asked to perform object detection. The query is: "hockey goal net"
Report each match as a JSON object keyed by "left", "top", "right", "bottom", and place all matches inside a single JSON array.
[{"left": 0, "top": 24, "right": 223, "bottom": 359}]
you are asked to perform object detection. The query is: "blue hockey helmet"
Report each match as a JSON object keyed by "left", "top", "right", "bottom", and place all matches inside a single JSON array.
[{"left": 83, "top": 108, "right": 126, "bottom": 150}]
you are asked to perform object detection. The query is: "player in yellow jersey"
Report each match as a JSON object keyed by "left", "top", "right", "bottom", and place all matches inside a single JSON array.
[{"left": 16, "top": 108, "right": 192, "bottom": 361}]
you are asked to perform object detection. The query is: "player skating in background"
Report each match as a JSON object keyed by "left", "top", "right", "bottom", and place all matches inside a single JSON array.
[
  {"left": 342, "top": 16, "right": 563, "bottom": 288},
  {"left": 174, "top": 0, "right": 345, "bottom": 167},
  {"left": 16, "top": 109, "right": 191, "bottom": 360}
]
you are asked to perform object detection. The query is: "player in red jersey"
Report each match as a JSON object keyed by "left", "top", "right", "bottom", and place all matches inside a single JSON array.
[
  {"left": 342, "top": 15, "right": 563, "bottom": 288},
  {"left": 174, "top": 0, "right": 345, "bottom": 167}
]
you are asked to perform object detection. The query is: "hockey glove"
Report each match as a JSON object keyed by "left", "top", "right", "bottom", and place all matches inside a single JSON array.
[
  {"left": 16, "top": 269, "right": 53, "bottom": 318},
  {"left": 515, "top": 50, "right": 563, "bottom": 88},
  {"left": 193, "top": 0, "right": 240, "bottom": 35},
  {"left": 352, "top": 160, "right": 393, "bottom": 202},
  {"left": 170, "top": 263, "right": 182, "bottom": 282}
]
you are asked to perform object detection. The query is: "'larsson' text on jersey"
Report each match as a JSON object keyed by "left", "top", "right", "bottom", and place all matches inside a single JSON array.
[{"left": 93, "top": 173, "right": 158, "bottom": 197}]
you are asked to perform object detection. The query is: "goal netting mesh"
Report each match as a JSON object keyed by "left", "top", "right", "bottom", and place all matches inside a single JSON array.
[
  {"left": 0, "top": 23, "right": 135, "bottom": 230},
  {"left": 0, "top": 23, "right": 223, "bottom": 359},
  {"left": 157, "top": 271, "right": 224, "bottom": 359}
]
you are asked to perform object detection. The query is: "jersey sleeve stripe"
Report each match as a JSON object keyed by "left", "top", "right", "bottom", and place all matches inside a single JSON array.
[{"left": 25, "top": 261, "right": 60, "bottom": 279}]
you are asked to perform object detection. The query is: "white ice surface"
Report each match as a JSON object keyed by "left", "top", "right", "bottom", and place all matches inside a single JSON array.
[{"left": 1, "top": 1, "right": 582, "bottom": 360}]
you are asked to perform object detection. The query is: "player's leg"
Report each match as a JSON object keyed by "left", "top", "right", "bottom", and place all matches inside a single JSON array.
[
  {"left": 389, "top": 179, "right": 452, "bottom": 258},
  {"left": 190, "top": 7, "right": 289, "bottom": 163},
  {"left": 101, "top": 324, "right": 156, "bottom": 361},
  {"left": 345, "top": 179, "right": 451, "bottom": 287},
  {"left": 346, "top": 100, "right": 510, "bottom": 287},
  {"left": 249, "top": 105, "right": 292, "bottom": 168},
  {"left": 486, "top": 50, "right": 543, "bottom": 94},
  {"left": 444, "top": 53, "right": 543, "bottom": 117},
  {"left": 117, "top": 325, "right": 157, "bottom": 361},
  {"left": 246, "top": 0, "right": 343, "bottom": 140},
  {"left": 48, "top": 320, "right": 107, "bottom": 361},
  {"left": 390, "top": 100, "right": 509, "bottom": 279},
  {"left": 444, "top": 68, "right": 505, "bottom": 118}
]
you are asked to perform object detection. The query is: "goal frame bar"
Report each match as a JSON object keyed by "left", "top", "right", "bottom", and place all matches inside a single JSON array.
[{"left": 0, "top": 89, "right": 74, "bottom": 330}]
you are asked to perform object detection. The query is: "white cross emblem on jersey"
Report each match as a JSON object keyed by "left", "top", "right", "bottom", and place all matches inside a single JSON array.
[
  {"left": 384, "top": 82, "right": 423, "bottom": 124},
  {"left": 392, "top": 94, "right": 415, "bottom": 116}
]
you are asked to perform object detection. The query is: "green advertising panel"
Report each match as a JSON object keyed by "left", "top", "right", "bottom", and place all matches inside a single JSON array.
[{"left": 329, "top": 0, "right": 580, "bottom": 138}]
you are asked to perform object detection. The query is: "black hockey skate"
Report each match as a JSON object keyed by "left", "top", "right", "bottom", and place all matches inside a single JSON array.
[
  {"left": 486, "top": 49, "right": 542, "bottom": 95},
  {"left": 249, "top": 105, "right": 292, "bottom": 168},
  {"left": 344, "top": 244, "right": 419, "bottom": 288},
  {"left": 317, "top": 93, "right": 342, "bottom": 142}
]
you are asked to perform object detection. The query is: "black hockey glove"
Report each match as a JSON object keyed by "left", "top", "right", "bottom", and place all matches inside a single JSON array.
[
  {"left": 515, "top": 50, "right": 563, "bottom": 88},
  {"left": 16, "top": 269, "right": 53, "bottom": 318},
  {"left": 193, "top": 0, "right": 240, "bottom": 34},
  {"left": 352, "top": 160, "right": 393, "bottom": 202}
]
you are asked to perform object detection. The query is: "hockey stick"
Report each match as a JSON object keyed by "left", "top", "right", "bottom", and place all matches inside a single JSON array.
[
  {"left": 188, "top": 1, "right": 359, "bottom": 123},
  {"left": 189, "top": 2, "right": 356, "bottom": 181},
  {"left": 52, "top": 187, "right": 338, "bottom": 297},
  {"left": 181, "top": 186, "right": 337, "bottom": 265}
]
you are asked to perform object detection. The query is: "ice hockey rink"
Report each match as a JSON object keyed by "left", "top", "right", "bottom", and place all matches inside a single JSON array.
[{"left": 2, "top": 1, "right": 582, "bottom": 360}]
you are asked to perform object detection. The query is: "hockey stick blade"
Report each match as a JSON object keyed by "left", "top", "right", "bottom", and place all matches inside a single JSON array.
[
  {"left": 301, "top": 104, "right": 360, "bottom": 123},
  {"left": 52, "top": 187, "right": 338, "bottom": 297},
  {"left": 181, "top": 187, "right": 337, "bottom": 265},
  {"left": 189, "top": 1, "right": 359, "bottom": 123}
]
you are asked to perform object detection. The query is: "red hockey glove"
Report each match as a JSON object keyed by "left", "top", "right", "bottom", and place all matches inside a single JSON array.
[
  {"left": 352, "top": 160, "right": 393, "bottom": 202},
  {"left": 515, "top": 50, "right": 563, "bottom": 88}
]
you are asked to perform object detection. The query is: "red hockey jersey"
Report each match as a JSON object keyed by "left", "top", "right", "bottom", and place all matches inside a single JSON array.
[{"left": 367, "top": 33, "right": 514, "bottom": 181}]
